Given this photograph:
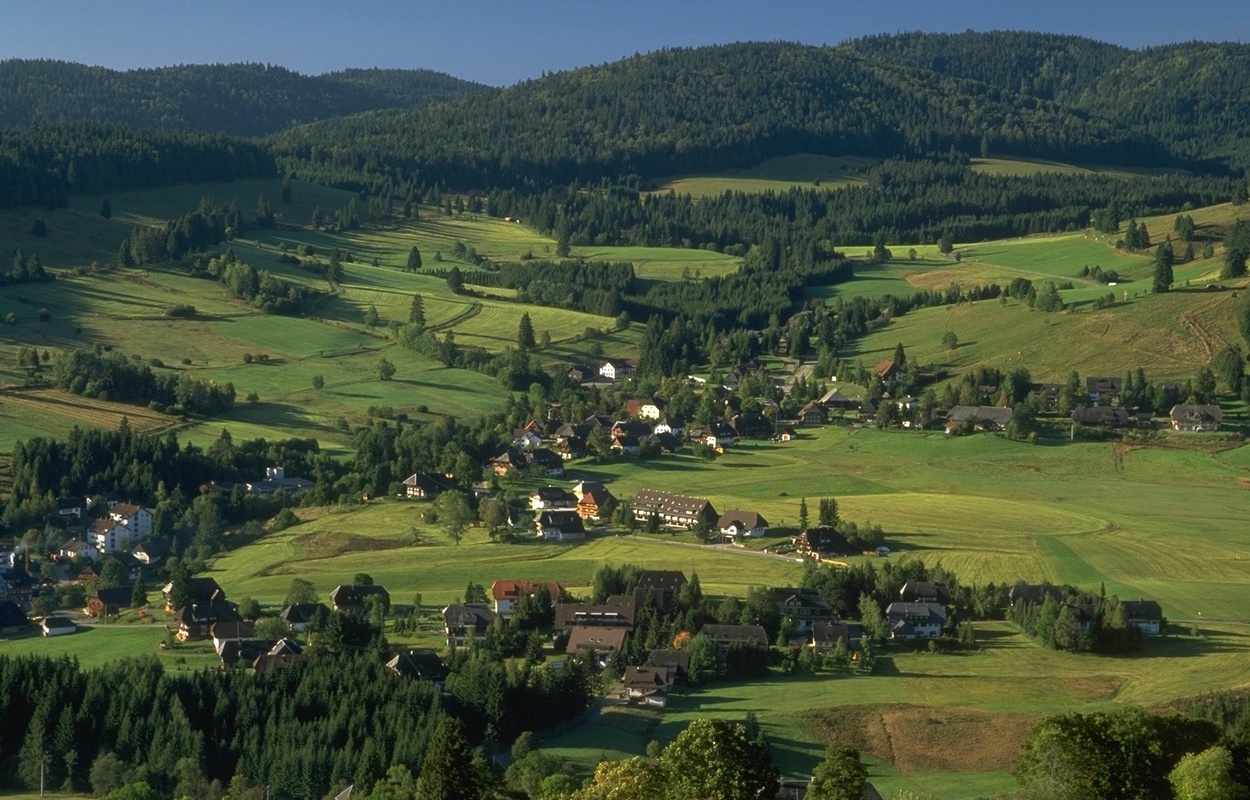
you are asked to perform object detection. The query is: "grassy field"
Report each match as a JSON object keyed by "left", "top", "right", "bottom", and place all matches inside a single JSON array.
[
  {"left": 970, "top": 157, "right": 1190, "bottom": 179},
  {"left": 650, "top": 154, "right": 877, "bottom": 198},
  {"left": 0, "top": 617, "right": 219, "bottom": 671}
]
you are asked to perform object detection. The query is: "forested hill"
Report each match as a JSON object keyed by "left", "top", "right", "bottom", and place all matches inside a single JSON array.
[
  {"left": 0, "top": 60, "right": 493, "bottom": 137},
  {"left": 272, "top": 40, "right": 1173, "bottom": 191},
  {"left": 846, "top": 32, "right": 1250, "bottom": 170}
]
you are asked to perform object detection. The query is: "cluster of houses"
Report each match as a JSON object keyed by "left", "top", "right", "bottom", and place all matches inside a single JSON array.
[{"left": 1007, "top": 585, "right": 1164, "bottom": 637}]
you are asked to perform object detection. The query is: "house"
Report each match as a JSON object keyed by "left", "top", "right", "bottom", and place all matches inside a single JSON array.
[
  {"left": 489, "top": 447, "right": 528, "bottom": 476},
  {"left": 898, "top": 581, "right": 951, "bottom": 605},
  {"left": 56, "top": 497, "right": 83, "bottom": 522},
  {"left": 526, "top": 448, "right": 565, "bottom": 477},
  {"left": 945, "top": 405, "right": 1014, "bottom": 432},
  {"left": 219, "top": 639, "right": 276, "bottom": 669},
  {"left": 773, "top": 588, "right": 837, "bottom": 633},
  {"left": 1071, "top": 406, "right": 1129, "bottom": 427},
  {"left": 698, "top": 420, "right": 737, "bottom": 449},
  {"left": 529, "top": 487, "right": 577, "bottom": 511},
  {"left": 280, "top": 602, "right": 328, "bottom": 632},
  {"left": 700, "top": 624, "right": 770, "bottom": 649},
  {"left": 798, "top": 402, "right": 828, "bottom": 426},
  {"left": 599, "top": 359, "right": 636, "bottom": 382},
  {"left": 132, "top": 540, "right": 168, "bottom": 566},
  {"left": 442, "top": 603, "right": 497, "bottom": 647},
  {"left": 555, "top": 601, "right": 636, "bottom": 630},
  {"left": 58, "top": 539, "right": 98, "bottom": 562},
  {"left": 0, "top": 601, "right": 29, "bottom": 634},
  {"left": 1087, "top": 377, "right": 1123, "bottom": 403},
  {"left": 174, "top": 603, "right": 241, "bottom": 642},
  {"left": 243, "top": 467, "right": 314, "bottom": 496},
  {"left": 91, "top": 502, "right": 154, "bottom": 554},
  {"left": 401, "top": 473, "right": 449, "bottom": 500},
  {"left": 885, "top": 602, "right": 947, "bottom": 641},
  {"left": 162, "top": 577, "right": 227, "bottom": 611},
  {"left": 873, "top": 360, "right": 900, "bottom": 383},
  {"left": 776, "top": 427, "right": 797, "bottom": 442},
  {"left": 1029, "top": 383, "right": 1064, "bottom": 409},
  {"left": 1122, "top": 600, "right": 1164, "bottom": 636},
  {"left": 648, "top": 648, "right": 691, "bottom": 683},
  {"left": 634, "top": 570, "right": 688, "bottom": 611},
  {"left": 645, "top": 432, "right": 683, "bottom": 453},
  {"left": 625, "top": 397, "right": 668, "bottom": 420},
  {"left": 41, "top": 616, "right": 76, "bottom": 637},
  {"left": 565, "top": 625, "right": 629, "bottom": 667},
  {"left": 386, "top": 650, "right": 449, "bottom": 684},
  {"left": 490, "top": 580, "right": 562, "bottom": 617},
  {"left": 718, "top": 510, "right": 769, "bottom": 539},
  {"left": 632, "top": 490, "right": 717, "bottom": 530},
  {"left": 1170, "top": 404, "right": 1223, "bottom": 432},
  {"left": 622, "top": 665, "right": 672, "bottom": 706},
  {"left": 535, "top": 510, "right": 586, "bottom": 541},
  {"left": 1008, "top": 584, "right": 1064, "bottom": 607},
  {"left": 811, "top": 621, "right": 863, "bottom": 654},
  {"left": 512, "top": 428, "right": 544, "bottom": 450},
  {"left": 87, "top": 586, "right": 133, "bottom": 617},
  {"left": 565, "top": 364, "right": 592, "bottom": 383},
  {"left": 76, "top": 562, "right": 102, "bottom": 584},
  {"left": 610, "top": 434, "right": 641, "bottom": 456},
  {"left": 577, "top": 486, "right": 616, "bottom": 521},
  {"left": 554, "top": 435, "right": 587, "bottom": 461},
  {"left": 0, "top": 567, "right": 35, "bottom": 606},
  {"left": 211, "top": 620, "right": 257, "bottom": 652},
  {"left": 653, "top": 416, "right": 686, "bottom": 437},
  {"left": 252, "top": 639, "right": 305, "bottom": 673},
  {"left": 819, "top": 388, "right": 859, "bottom": 410},
  {"left": 330, "top": 584, "right": 390, "bottom": 615},
  {"left": 792, "top": 526, "right": 851, "bottom": 560}
]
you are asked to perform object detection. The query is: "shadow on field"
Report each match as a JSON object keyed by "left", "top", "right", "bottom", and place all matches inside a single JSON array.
[{"left": 232, "top": 402, "right": 335, "bottom": 432}]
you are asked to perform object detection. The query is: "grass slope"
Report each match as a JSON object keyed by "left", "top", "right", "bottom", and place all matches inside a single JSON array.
[{"left": 650, "top": 154, "right": 876, "bottom": 198}]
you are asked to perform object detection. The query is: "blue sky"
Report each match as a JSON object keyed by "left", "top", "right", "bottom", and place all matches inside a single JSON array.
[{"left": 4, "top": 0, "right": 1247, "bottom": 86}]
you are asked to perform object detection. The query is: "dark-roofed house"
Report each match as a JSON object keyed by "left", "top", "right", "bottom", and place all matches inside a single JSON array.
[
  {"left": 57, "top": 497, "right": 83, "bottom": 522},
  {"left": 41, "top": 616, "right": 76, "bottom": 637},
  {"left": 793, "top": 526, "right": 850, "bottom": 560},
  {"left": 798, "top": 402, "right": 827, "bottom": 426},
  {"left": 253, "top": 639, "right": 305, "bottom": 673},
  {"left": 631, "top": 490, "right": 717, "bottom": 530},
  {"left": 885, "top": 602, "right": 947, "bottom": 641},
  {"left": 1087, "top": 377, "right": 1123, "bottom": 403},
  {"left": 491, "top": 580, "right": 562, "bottom": 617},
  {"left": 577, "top": 486, "right": 616, "bottom": 521},
  {"left": 700, "top": 624, "right": 770, "bottom": 649},
  {"left": 443, "top": 603, "right": 496, "bottom": 647},
  {"left": 0, "top": 600, "right": 28, "bottom": 634},
  {"left": 811, "top": 621, "right": 863, "bottom": 654},
  {"left": 555, "top": 601, "right": 636, "bottom": 630},
  {"left": 210, "top": 620, "right": 256, "bottom": 651},
  {"left": 162, "top": 577, "right": 227, "bottom": 612},
  {"left": 1071, "top": 406, "right": 1129, "bottom": 427},
  {"left": 565, "top": 625, "right": 629, "bottom": 668},
  {"left": 1029, "top": 383, "right": 1064, "bottom": 410},
  {"left": 635, "top": 570, "right": 687, "bottom": 611},
  {"left": 622, "top": 666, "right": 672, "bottom": 707},
  {"left": 489, "top": 447, "right": 528, "bottom": 477},
  {"left": 773, "top": 588, "right": 836, "bottom": 633},
  {"left": 401, "top": 473, "right": 448, "bottom": 500},
  {"left": 1122, "top": 600, "right": 1164, "bottom": 636},
  {"left": 945, "top": 405, "right": 1013, "bottom": 432},
  {"left": 133, "top": 540, "right": 168, "bottom": 566},
  {"left": 529, "top": 486, "right": 577, "bottom": 510},
  {"left": 536, "top": 511, "right": 586, "bottom": 541},
  {"left": 718, "top": 510, "right": 768, "bottom": 539},
  {"left": 526, "top": 448, "right": 565, "bottom": 477},
  {"left": 175, "top": 603, "right": 241, "bottom": 642},
  {"left": 648, "top": 649, "right": 691, "bottom": 683},
  {"left": 387, "top": 650, "right": 449, "bottom": 684},
  {"left": 1008, "top": 584, "right": 1064, "bottom": 607},
  {"left": 820, "top": 389, "right": 859, "bottom": 410},
  {"left": 1170, "top": 404, "right": 1223, "bottom": 432},
  {"left": 219, "top": 639, "right": 275, "bottom": 669},
  {"left": 330, "top": 584, "right": 390, "bottom": 615},
  {"left": 280, "top": 602, "right": 329, "bottom": 632},
  {"left": 87, "top": 586, "right": 133, "bottom": 618},
  {"left": 59, "top": 539, "right": 97, "bottom": 561},
  {"left": 898, "top": 582, "right": 951, "bottom": 605}
]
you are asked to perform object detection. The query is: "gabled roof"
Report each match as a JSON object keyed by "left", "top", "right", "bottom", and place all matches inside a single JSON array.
[
  {"left": 92, "top": 586, "right": 133, "bottom": 608},
  {"left": 41, "top": 615, "right": 76, "bottom": 630},
  {"left": 1086, "top": 376, "right": 1123, "bottom": 394},
  {"left": 771, "top": 587, "right": 834, "bottom": 614},
  {"left": 210, "top": 620, "right": 256, "bottom": 640},
  {"left": 491, "top": 580, "right": 561, "bottom": 602},
  {"left": 530, "top": 486, "right": 576, "bottom": 503},
  {"left": 1071, "top": 405, "right": 1129, "bottom": 426},
  {"left": 387, "top": 650, "right": 449, "bottom": 681},
  {"left": 885, "top": 602, "right": 948, "bottom": 624},
  {"left": 701, "top": 624, "right": 769, "bottom": 648},
  {"left": 330, "top": 584, "right": 390, "bottom": 608},
  {"left": 648, "top": 648, "right": 691, "bottom": 674},
  {"left": 110, "top": 503, "right": 146, "bottom": 518},
  {"left": 1121, "top": 599, "right": 1163, "bottom": 621},
  {"left": 636, "top": 570, "right": 687, "bottom": 592},
  {"left": 402, "top": 473, "right": 449, "bottom": 493},
  {"left": 555, "top": 601, "right": 636, "bottom": 629},
  {"left": 1170, "top": 404, "right": 1223, "bottom": 424},
  {"left": 717, "top": 510, "right": 768, "bottom": 531},
  {"left": 579, "top": 487, "right": 615, "bottom": 507},
  {"left": 219, "top": 639, "right": 275, "bottom": 667},
  {"left": 280, "top": 603, "right": 328, "bottom": 624},
  {"left": 946, "top": 405, "right": 1013, "bottom": 426},
  {"left": 622, "top": 665, "right": 670, "bottom": 691},
  {"left": 1008, "top": 584, "right": 1064, "bottom": 606},
  {"left": 536, "top": 511, "right": 585, "bottom": 533},
  {"left": 898, "top": 581, "right": 951, "bottom": 604},
  {"left": 812, "top": 621, "right": 863, "bottom": 648},
  {"left": 873, "top": 360, "right": 899, "bottom": 379},
  {"left": 794, "top": 526, "right": 850, "bottom": 555},
  {"left": 565, "top": 625, "right": 629, "bottom": 654},
  {"left": 174, "top": 603, "right": 240, "bottom": 626},
  {"left": 162, "top": 577, "right": 226, "bottom": 605},
  {"left": 442, "top": 603, "right": 497, "bottom": 630},
  {"left": 0, "top": 601, "right": 29, "bottom": 628}
]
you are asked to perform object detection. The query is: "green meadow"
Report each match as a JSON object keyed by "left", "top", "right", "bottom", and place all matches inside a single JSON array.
[{"left": 650, "top": 153, "right": 876, "bottom": 198}]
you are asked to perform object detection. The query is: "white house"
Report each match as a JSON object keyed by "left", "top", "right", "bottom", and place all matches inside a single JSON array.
[
  {"left": 885, "top": 602, "right": 947, "bottom": 640},
  {"left": 599, "top": 359, "right": 635, "bottom": 382},
  {"left": 717, "top": 511, "right": 769, "bottom": 539},
  {"left": 41, "top": 616, "right": 76, "bottom": 637},
  {"left": 59, "top": 539, "right": 98, "bottom": 561},
  {"left": 653, "top": 417, "right": 686, "bottom": 438}
]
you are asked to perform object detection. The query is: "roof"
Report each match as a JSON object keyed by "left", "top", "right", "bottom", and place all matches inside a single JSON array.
[
  {"left": 700, "top": 624, "right": 769, "bottom": 648},
  {"left": 1122, "top": 600, "right": 1163, "bottom": 620},
  {"left": 632, "top": 490, "right": 716, "bottom": 520},
  {"left": 798, "top": 401, "right": 826, "bottom": 417},
  {"left": 280, "top": 602, "right": 328, "bottom": 623},
  {"left": 1087, "top": 376, "right": 1123, "bottom": 393},
  {"left": 555, "top": 602, "right": 636, "bottom": 629},
  {"left": 1071, "top": 405, "right": 1129, "bottom": 426},
  {"left": 636, "top": 570, "right": 687, "bottom": 592},
  {"left": 401, "top": 473, "right": 448, "bottom": 493},
  {"left": 579, "top": 487, "right": 615, "bottom": 506},
  {"left": 41, "top": 615, "right": 76, "bottom": 630},
  {"left": 648, "top": 648, "right": 691, "bottom": 673},
  {"left": 898, "top": 581, "right": 952, "bottom": 604},
  {"left": 442, "top": 603, "right": 497, "bottom": 630},
  {"left": 772, "top": 587, "right": 835, "bottom": 614},
  {"left": 565, "top": 625, "right": 629, "bottom": 654},
  {"left": 946, "top": 405, "right": 1013, "bottom": 426},
  {"left": 794, "top": 526, "right": 851, "bottom": 554},
  {"left": 622, "top": 665, "right": 670, "bottom": 691},
  {"left": 530, "top": 486, "right": 576, "bottom": 503},
  {"left": 0, "top": 600, "right": 27, "bottom": 628},
  {"left": 210, "top": 620, "right": 256, "bottom": 639},
  {"left": 1008, "top": 584, "right": 1064, "bottom": 605},
  {"left": 386, "top": 650, "right": 449, "bottom": 681},
  {"left": 174, "top": 603, "right": 241, "bottom": 626},
  {"left": 330, "top": 584, "right": 390, "bottom": 608},
  {"left": 536, "top": 511, "right": 585, "bottom": 533},
  {"left": 111, "top": 503, "right": 145, "bottom": 518},
  {"left": 718, "top": 510, "right": 768, "bottom": 531},
  {"left": 885, "top": 602, "right": 948, "bottom": 624},
  {"left": 873, "top": 359, "right": 899, "bottom": 379},
  {"left": 1170, "top": 404, "right": 1223, "bottom": 424},
  {"left": 162, "top": 577, "right": 226, "bottom": 604},
  {"left": 812, "top": 621, "right": 863, "bottom": 647},
  {"left": 92, "top": 586, "right": 133, "bottom": 607},
  {"left": 491, "top": 580, "right": 562, "bottom": 602}
]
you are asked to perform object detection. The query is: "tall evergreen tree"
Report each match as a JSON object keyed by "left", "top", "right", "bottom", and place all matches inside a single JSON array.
[
  {"left": 99, "top": 198, "right": 111, "bottom": 219},
  {"left": 409, "top": 294, "right": 426, "bottom": 328},
  {"left": 415, "top": 719, "right": 478, "bottom": 800},
  {"left": 1153, "top": 243, "right": 1174, "bottom": 292},
  {"left": 406, "top": 246, "right": 423, "bottom": 271},
  {"left": 517, "top": 312, "right": 536, "bottom": 352}
]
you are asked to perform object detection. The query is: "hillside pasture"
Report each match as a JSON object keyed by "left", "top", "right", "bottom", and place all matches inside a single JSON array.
[
  {"left": 0, "top": 388, "right": 182, "bottom": 451},
  {"left": 649, "top": 153, "right": 876, "bottom": 198},
  {"left": 572, "top": 245, "right": 742, "bottom": 281},
  {"left": 971, "top": 157, "right": 1190, "bottom": 179}
]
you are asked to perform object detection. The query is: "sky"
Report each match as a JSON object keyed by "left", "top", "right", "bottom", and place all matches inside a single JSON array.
[{"left": 3, "top": 0, "right": 1248, "bottom": 87}]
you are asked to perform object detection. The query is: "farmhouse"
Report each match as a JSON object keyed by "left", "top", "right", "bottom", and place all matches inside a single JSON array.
[
  {"left": 400, "top": 472, "right": 449, "bottom": 500},
  {"left": 576, "top": 485, "right": 615, "bottom": 520},
  {"left": 511, "top": 428, "right": 543, "bottom": 450},
  {"left": 599, "top": 359, "right": 636, "bottom": 381},
  {"left": 442, "top": 603, "right": 496, "bottom": 647},
  {"left": 1122, "top": 600, "right": 1164, "bottom": 636},
  {"left": 132, "top": 540, "right": 167, "bottom": 566},
  {"left": 899, "top": 581, "right": 951, "bottom": 605},
  {"left": 1008, "top": 584, "right": 1064, "bottom": 607},
  {"left": 280, "top": 602, "right": 328, "bottom": 632},
  {"left": 717, "top": 510, "right": 768, "bottom": 539},
  {"left": 1170, "top": 404, "right": 1223, "bottom": 431},
  {"left": 811, "top": 621, "right": 863, "bottom": 654},
  {"left": 244, "top": 467, "right": 314, "bottom": 496},
  {"left": 793, "top": 526, "right": 851, "bottom": 559},
  {"left": 945, "top": 405, "right": 1013, "bottom": 432},
  {"left": 1071, "top": 405, "right": 1129, "bottom": 428},
  {"left": 59, "top": 539, "right": 98, "bottom": 561},
  {"left": 329, "top": 584, "right": 390, "bottom": 615},
  {"left": 87, "top": 586, "right": 132, "bottom": 617},
  {"left": 555, "top": 600, "right": 636, "bottom": 630},
  {"left": 57, "top": 497, "right": 83, "bottom": 522},
  {"left": 631, "top": 490, "right": 717, "bottom": 530},
  {"left": 565, "top": 625, "right": 629, "bottom": 667},
  {"left": 252, "top": 639, "right": 305, "bottom": 673},
  {"left": 819, "top": 388, "right": 859, "bottom": 410},
  {"left": 635, "top": 570, "right": 688, "bottom": 611},
  {"left": 625, "top": 397, "right": 668, "bottom": 420},
  {"left": 622, "top": 665, "right": 672, "bottom": 706},
  {"left": 489, "top": 447, "right": 528, "bottom": 476},
  {"left": 610, "top": 434, "right": 641, "bottom": 456},
  {"left": 653, "top": 416, "right": 686, "bottom": 437},
  {"left": 873, "top": 360, "right": 901, "bottom": 383},
  {"left": 886, "top": 602, "right": 947, "bottom": 641},
  {"left": 535, "top": 510, "right": 586, "bottom": 541},
  {"left": 526, "top": 448, "right": 565, "bottom": 477},
  {"left": 698, "top": 420, "right": 737, "bottom": 449},
  {"left": 175, "top": 603, "right": 241, "bottom": 642},
  {"left": 529, "top": 486, "right": 577, "bottom": 510},
  {"left": 210, "top": 619, "right": 256, "bottom": 651},
  {"left": 0, "top": 601, "right": 29, "bottom": 634},
  {"left": 162, "top": 577, "right": 227, "bottom": 611},
  {"left": 386, "top": 650, "right": 449, "bottom": 684},
  {"left": 1087, "top": 377, "right": 1123, "bottom": 403},
  {"left": 798, "top": 401, "right": 827, "bottom": 426},
  {"left": 490, "top": 580, "right": 561, "bottom": 616},
  {"left": 219, "top": 640, "right": 276, "bottom": 669},
  {"left": 1029, "top": 383, "right": 1064, "bottom": 409},
  {"left": 773, "top": 588, "right": 836, "bottom": 633},
  {"left": 648, "top": 648, "right": 691, "bottom": 683}
]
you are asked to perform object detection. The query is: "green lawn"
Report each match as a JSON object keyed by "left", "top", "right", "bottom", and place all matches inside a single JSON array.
[
  {"left": 0, "top": 620, "right": 218, "bottom": 671},
  {"left": 650, "top": 154, "right": 877, "bottom": 198}
]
